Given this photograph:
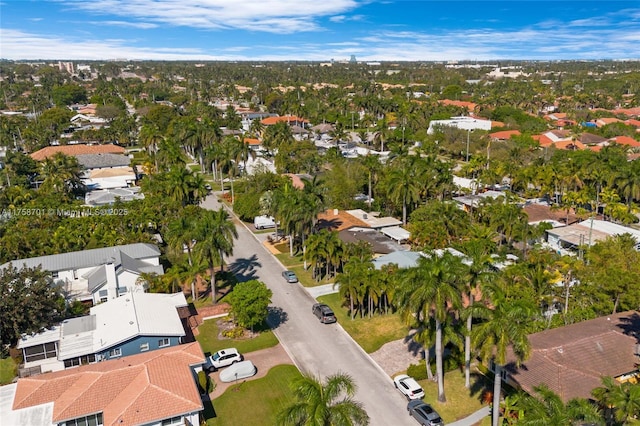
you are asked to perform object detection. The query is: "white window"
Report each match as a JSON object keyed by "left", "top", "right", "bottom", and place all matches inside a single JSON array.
[
  {"left": 117, "top": 286, "right": 128, "bottom": 296},
  {"left": 161, "top": 416, "right": 183, "bottom": 426},
  {"left": 60, "top": 412, "right": 103, "bottom": 426},
  {"left": 73, "top": 270, "right": 78, "bottom": 280},
  {"left": 140, "top": 343, "right": 149, "bottom": 352},
  {"left": 109, "top": 348, "right": 122, "bottom": 358},
  {"left": 158, "top": 338, "right": 170, "bottom": 348},
  {"left": 98, "top": 289, "right": 108, "bottom": 303}
]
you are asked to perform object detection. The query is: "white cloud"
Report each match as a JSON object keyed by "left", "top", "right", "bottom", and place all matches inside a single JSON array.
[
  {"left": 91, "top": 20, "right": 158, "bottom": 29},
  {"left": 60, "top": 0, "right": 360, "bottom": 33},
  {"left": 29, "top": 18, "right": 44, "bottom": 22}
]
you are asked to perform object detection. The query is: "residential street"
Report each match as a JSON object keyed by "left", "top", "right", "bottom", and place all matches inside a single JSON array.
[{"left": 201, "top": 193, "right": 416, "bottom": 426}]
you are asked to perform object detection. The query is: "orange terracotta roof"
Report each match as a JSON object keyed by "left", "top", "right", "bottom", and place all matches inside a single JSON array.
[
  {"left": 625, "top": 119, "right": 640, "bottom": 128},
  {"left": 532, "top": 134, "right": 553, "bottom": 147},
  {"left": 589, "top": 145, "right": 603, "bottom": 152},
  {"left": 595, "top": 117, "right": 622, "bottom": 128},
  {"left": 491, "top": 121, "right": 505, "bottom": 128},
  {"left": 30, "top": 144, "right": 125, "bottom": 161},
  {"left": 13, "top": 343, "right": 205, "bottom": 425},
  {"left": 260, "top": 115, "right": 309, "bottom": 125},
  {"left": 316, "top": 209, "right": 369, "bottom": 232},
  {"left": 243, "top": 138, "right": 261, "bottom": 146},
  {"left": 614, "top": 107, "right": 640, "bottom": 117},
  {"left": 438, "top": 99, "right": 477, "bottom": 112},
  {"left": 284, "top": 173, "right": 305, "bottom": 190},
  {"left": 611, "top": 136, "right": 640, "bottom": 148},
  {"left": 489, "top": 130, "right": 521, "bottom": 140},
  {"left": 555, "top": 140, "right": 587, "bottom": 150}
]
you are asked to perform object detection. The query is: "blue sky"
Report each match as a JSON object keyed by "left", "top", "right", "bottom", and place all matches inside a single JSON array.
[{"left": 1, "top": 1, "right": 639, "bottom": 61}]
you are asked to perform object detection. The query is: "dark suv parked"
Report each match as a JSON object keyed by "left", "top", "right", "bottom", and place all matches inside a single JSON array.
[{"left": 312, "top": 303, "right": 337, "bottom": 324}]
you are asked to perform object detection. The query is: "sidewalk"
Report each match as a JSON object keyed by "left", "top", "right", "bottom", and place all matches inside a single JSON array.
[{"left": 447, "top": 406, "right": 490, "bottom": 426}]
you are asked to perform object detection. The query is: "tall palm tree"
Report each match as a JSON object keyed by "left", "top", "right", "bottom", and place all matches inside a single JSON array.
[
  {"left": 470, "top": 282, "right": 536, "bottom": 426},
  {"left": 397, "top": 251, "right": 466, "bottom": 403},
  {"left": 193, "top": 208, "right": 238, "bottom": 303},
  {"left": 277, "top": 372, "right": 369, "bottom": 426},
  {"left": 460, "top": 238, "right": 495, "bottom": 389},
  {"left": 386, "top": 159, "right": 420, "bottom": 225}
]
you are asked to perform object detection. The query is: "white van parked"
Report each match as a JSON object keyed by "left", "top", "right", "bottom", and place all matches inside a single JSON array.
[{"left": 254, "top": 215, "right": 277, "bottom": 229}]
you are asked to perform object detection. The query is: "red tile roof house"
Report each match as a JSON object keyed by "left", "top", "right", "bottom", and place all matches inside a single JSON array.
[
  {"left": 2, "top": 342, "right": 206, "bottom": 426},
  {"left": 489, "top": 130, "right": 521, "bottom": 141},
  {"left": 30, "top": 144, "right": 125, "bottom": 161},
  {"left": 501, "top": 311, "right": 640, "bottom": 403}
]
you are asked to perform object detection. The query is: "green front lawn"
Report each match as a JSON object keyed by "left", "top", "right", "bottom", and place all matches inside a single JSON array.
[
  {"left": 317, "top": 293, "right": 408, "bottom": 353},
  {"left": 204, "top": 364, "right": 302, "bottom": 426},
  {"left": 419, "top": 369, "right": 492, "bottom": 424},
  {"left": 0, "top": 357, "right": 18, "bottom": 385},
  {"left": 196, "top": 319, "right": 279, "bottom": 356}
]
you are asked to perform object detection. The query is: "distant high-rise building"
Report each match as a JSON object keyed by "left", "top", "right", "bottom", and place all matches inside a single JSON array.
[
  {"left": 57, "top": 61, "right": 74, "bottom": 74},
  {"left": 350, "top": 55, "right": 357, "bottom": 63}
]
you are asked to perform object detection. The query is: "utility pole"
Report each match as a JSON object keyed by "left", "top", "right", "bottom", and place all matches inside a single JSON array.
[{"left": 465, "top": 129, "right": 470, "bottom": 162}]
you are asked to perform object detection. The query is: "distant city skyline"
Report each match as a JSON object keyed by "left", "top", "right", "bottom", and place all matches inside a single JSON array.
[{"left": 1, "top": 1, "right": 639, "bottom": 61}]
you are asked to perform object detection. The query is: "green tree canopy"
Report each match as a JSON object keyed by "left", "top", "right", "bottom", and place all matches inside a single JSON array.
[
  {"left": 228, "top": 280, "right": 272, "bottom": 331},
  {"left": 0, "top": 264, "right": 64, "bottom": 347}
]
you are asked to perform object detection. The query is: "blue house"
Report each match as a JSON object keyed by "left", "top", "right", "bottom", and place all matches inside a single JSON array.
[{"left": 17, "top": 292, "right": 188, "bottom": 375}]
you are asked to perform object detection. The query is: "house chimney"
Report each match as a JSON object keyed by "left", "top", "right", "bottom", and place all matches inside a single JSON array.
[{"left": 333, "top": 209, "right": 338, "bottom": 216}]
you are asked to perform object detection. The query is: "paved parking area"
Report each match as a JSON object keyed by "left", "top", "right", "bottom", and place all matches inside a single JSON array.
[{"left": 208, "top": 343, "right": 293, "bottom": 398}]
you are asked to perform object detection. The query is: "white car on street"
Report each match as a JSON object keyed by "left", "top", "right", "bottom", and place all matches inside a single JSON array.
[{"left": 393, "top": 374, "right": 425, "bottom": 400}]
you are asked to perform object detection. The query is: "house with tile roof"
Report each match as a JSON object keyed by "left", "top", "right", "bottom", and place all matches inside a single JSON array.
[
  {"left": 610, "top": 135, "right": 640, "bottom": 148},
  {"left": 2, "top": 342, "right": 204, "bottom": 426},
  {"left": 502, "top": 311, "right": 640, "bottom": 402},
  {"left": 30, "top": 144, "right": 125, "bottom": 161},
  {"left": 595, "top": 117, "right": 623, "bottom": 128},
  {"left": 1, "top": 243, "right": 163, "bottom": 304},
  {"left": 16, "top": 292, "right": 188, "bottom": 375},
  {"left": 489, "top": 130, "right": 521, "bottom": 141},
  {"left": 260, "top": 115, "right": 309, "bottom": 127}
]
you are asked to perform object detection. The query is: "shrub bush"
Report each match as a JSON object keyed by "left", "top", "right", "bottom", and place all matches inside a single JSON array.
[
  {"left": 222, "top": 326, "right": 245, "bottom": 339},
  {"left": 407, "top": 361, "right": 428, "bottom": 381}
]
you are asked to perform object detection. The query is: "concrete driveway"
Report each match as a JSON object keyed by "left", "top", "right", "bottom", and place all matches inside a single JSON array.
[{"left": 208, "top": 343, "right": 293, "bottom": 399}]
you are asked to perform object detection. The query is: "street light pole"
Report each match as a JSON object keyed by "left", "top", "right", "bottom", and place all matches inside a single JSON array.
[{"left": 465, "top": 129, "right": 470, "bottom": 162}]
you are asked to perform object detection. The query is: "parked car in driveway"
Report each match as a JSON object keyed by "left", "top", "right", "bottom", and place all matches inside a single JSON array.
[
  {"left": 407, "top": 400, "right": 444, "bottom": 426},
  {"left": 204, "top": 348, "right": 242, "bottom": 372},
  {"left": 219, "top": 360, "right": 257, "bottom": 382},
  {"left": 393, "top": 374, "right": 425, "bottom": 400},
  {"left": 282, "top": 270, "right": 298, "bottom": 283},
  {"left": 312, "top": 303, "right": 337, "bottom": 324}
]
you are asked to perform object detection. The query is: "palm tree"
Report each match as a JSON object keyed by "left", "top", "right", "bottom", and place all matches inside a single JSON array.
[
  {"left": 397, "top": 251, "right": 466, "bottom": 403},
  {"left": 386, "top": 159, "right": 420, "bottom": 225},
  {"left": 593, "top": 376, "right": 640, "bottom": 425},
  {"left": 460, "top": 238, "right": 495, "bottom": 389},
  {"left": 335, "top": 257, "right": 372, "bottom": 320},
  {"left": 166, "top": 206, "right": 201, "bottom": 266},
  {"left": 277, "top": 372, "right": 369, "bottom": 426},
  {"left": 38, "top": 152, "right": 84, "bottom": 196},
  {"left": 470, "top": 282, "right": 536, "bottom": 426},
  {"left": 193, "top": 208, "right": 238, "bottom": 303},
  {"left": 518, "top": 385, "right": 603, "bottom": 425}
]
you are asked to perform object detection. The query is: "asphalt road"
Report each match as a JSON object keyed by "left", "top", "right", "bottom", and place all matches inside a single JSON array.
[{"left": 201, "top": 194, "right": 415, "bottom": 426}]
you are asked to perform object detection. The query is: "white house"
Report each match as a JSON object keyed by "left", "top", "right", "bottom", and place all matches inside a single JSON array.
[
  {"left": 16, "top": 292, "right": 188, "bottom": 374},
  {"left": 427, "top": 116, "right": 492, "bottom": 134},
  {"left": 1, "top": 243, "right": 164, "bottom": 304},
  {"left": 77, "top": 153, "right": 137, "bottom": 190}
]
